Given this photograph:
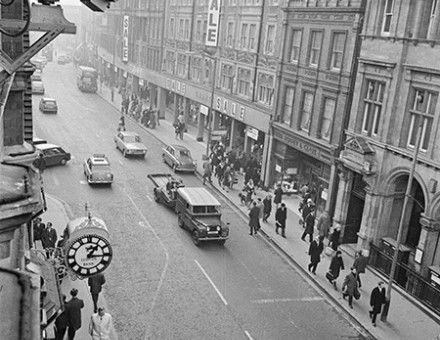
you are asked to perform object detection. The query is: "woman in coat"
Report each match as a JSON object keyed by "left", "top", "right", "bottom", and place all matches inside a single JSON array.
[
  {"left": 307, "top": 236, "right": 324, "bottom": 274},
  {"left": 327, "top": 250, "right": 344, "bottom": 289},
  {"left": 342, "top": 267, "right": 358, "bottom": 309},
  {"left": 248, "top": 201, "right": 260, "bottom": 236}
]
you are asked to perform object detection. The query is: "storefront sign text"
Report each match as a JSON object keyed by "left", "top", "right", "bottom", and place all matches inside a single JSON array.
[
  {"left": 247, "top": 127, "right": 259, "bottom": 141},
  {"left": 206, "top": 0, "right": 222, "bottom": 47},
  {"left": 166, "top": 78, "right": 186, "bottom": 95},
  {"left": 215, "top": 95, "right": 245, "bottom": 121},
  {"left": 274, "top": 130, "right": 322, "bottom": 160},
  {"left": 122, "top": 15, "right": 129, "bottom": 62}
]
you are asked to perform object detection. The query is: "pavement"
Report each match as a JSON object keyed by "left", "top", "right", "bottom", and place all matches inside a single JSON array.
[{"left": 95, "top": 82, "right": 439, "bottom": 340}]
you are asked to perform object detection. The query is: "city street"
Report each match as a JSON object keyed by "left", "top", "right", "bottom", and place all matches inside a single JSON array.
[{"left": 34, "top": 63, "right": 368, "bottom": 340}]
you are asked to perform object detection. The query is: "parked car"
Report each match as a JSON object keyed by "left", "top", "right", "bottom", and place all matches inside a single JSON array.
[
  {"left": 34, "top": 143, "right": 70, "bottom": 167},
  {"left": 83, "top": 154, "right": 113, "bottom": 185},
  {"left": 31, "top": 80, "right": 45, "bottom": 94},
  {"left": 57, "top": 54, "right": 71, "bottom": 65},
  {"left": 148, "top": 173, "right": 184, "bottom": 210},
  {"left": 32, "top": 138, "right": 48, "bottom": 145},
  {"left": 162, "top": 144, "right": 196, "bottom": 173},
  {"left": 114, "top": 131, "right": 147, "bottom": 158},
  {"left": 39, "top": 97, "right": 58, "bottom": 113},
  {"left": 175, "top": 187, "right": 229, "bottom": 246}
]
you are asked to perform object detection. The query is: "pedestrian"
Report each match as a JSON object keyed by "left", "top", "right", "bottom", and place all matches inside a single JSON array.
[
  {"left": 54, "top": 295, "right": 68, "bottom": 340},
  {"left": 248, "top": 201, "right": 260, "bottom": 236},
  {"left": 352, "top": 250, "right": 369, "bottom": 288},
  {"left": 308, "top": 236, "right": 324, "bottom": 275},
  {"left": 273, "top": 183, "right": 283, "bottom": 210},
  {"left": 369, "top": 281, "right": 386, "bottom": 327},
  {"left": 329, "top": 225, "right": 341, "bottom": 251},
  {"left": 275, "top": 203, "right": 287, "bottom": 238},
  {"left": 89, "top": 307, "right": 114, "bottom": 340},
  {"left": 34, "top": 152, "right": 46, "bottom": 173},
  {"left": 262, "top": 195, "right": 272, "bottom": 222},
  {"left": 300, "top": 198, "right": 315, "bottom": 225},
  {"left": 342, "top": 267, "right": 359, "bottom": 309},
  {"left": 222, "top": 165, "right": 232, "bottom": 192},
  {"left": 65, "top": 288, "right": 84, "bottom": 340},
  {"left": 316, "top": 210, "right": 331, "bottom": 240},
  {"left": 41, "top": 222, "right": 57, "bottom": 258},
  {"left": 202, "top": 159, "right": 212, "bottom": 185},
  {"left": 174, "top": 123, "right": 181, "bottom": 139},
  {"left": 33, "top": 217, "right": 43, "bottom": 245},
  {"left": 326, "top": 250, "right": 345, "bottom": 290},
  {"left": 301, "top": 210, "right": 315, "bottom": 242},
  {"left": 88, "top": 273, "right": 106, "bottom": 313}
]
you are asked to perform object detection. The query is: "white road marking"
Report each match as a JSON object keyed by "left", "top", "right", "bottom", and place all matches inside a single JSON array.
[
  {"left": 118, "top": 160, "right": 123, "bottom": 166},
  {"left": 79, "top": 180, "right": 87, "bottom": 185},
  {"left": 244, "top": 330, "right": 254, "bottom": 340},
  {"left": 251, "top": 296, "right": 324, "bottom": 304},
  {"left": 194, "top": 259, "right": 228, "bottom": 306},
  {"left": 145, "top": 194, "right": 152, "bottom": 202}
]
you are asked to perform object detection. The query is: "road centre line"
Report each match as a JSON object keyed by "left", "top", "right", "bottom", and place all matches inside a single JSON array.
[
  {"left": 145, "top": 194, "right": 152, "bottom": 202},
  {"left": 251, "top": 296, "right": 324, "bottom": 304},
  {"left": 118, "top": 160, "right": 123, "bottom": 166},
  {"left": 244, "top": 330, "right": 254, "bottom": 340},
  {"left": 194, "top": 259, "right": 228, "bottom": 306}
]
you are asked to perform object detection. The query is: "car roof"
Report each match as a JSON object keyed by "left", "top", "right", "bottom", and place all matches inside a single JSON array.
[
  {"left": 42, "top": 97, "right": 56, "bottom": 101},
  {"left": 120, "top": 131, "right": 139, "bottom": 137},
  {"left": 35, "top": 143, "right": 60, "bottom": 150},
  {"left": 170, "top": 144, "right": 189, "bottom": 151},
  {"left": 177, "top": 187, "right": 220, "bottom": 206},
  {"left": 90, "top": 157, "right": 109, "bottom": 165},
  {"left": 79, "top": 66, "right": 96, "bottom": 72}
]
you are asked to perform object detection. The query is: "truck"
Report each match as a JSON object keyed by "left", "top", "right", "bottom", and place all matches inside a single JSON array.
[{"left": 148, "top": 173, "right": 184, "bottom": 210}]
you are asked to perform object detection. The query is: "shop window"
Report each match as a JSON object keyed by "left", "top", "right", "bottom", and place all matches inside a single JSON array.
[
  {"left": 176, "top": 54, "right": 187, "bottom": 77},
  {"left": 300, "top": 91, "right": 314, "bottom": 132},
  {"left": 329, "top": 32, "right": 346, "bottom": 71},
  {"left": 319, "top": 98, "right": 335, "bottom": 141},
  {"left": 237, "top": 68, "right": 251, "bottom": 97},
  {"left": 257, "top": 73, "right": 274, "bottom": 106},
  {"left": 308, "top": 31, "right": 323, "bottom": 67},
  {"left": 220, "top": 64, "right": 234, "bottom": 92},
  {"left": 406, "top": 89, "right": 437, "bottom": 152},
  {"left": 265, "top": 24, "right": 276, "bottom": 55},
  {"left": 381, "top": 0, "right": 394, "bottom": 35},
  {"left": 282, "top": 86, "right": 295, "bottom": 126},
  {"left": 361, "top": 80, "right": 384, "bottom": 137},
  {"left": 289, "top": 29, "right": 302, "bottom": 63}
]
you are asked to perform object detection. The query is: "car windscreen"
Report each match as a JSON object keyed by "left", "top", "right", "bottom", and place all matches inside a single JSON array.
[
  {"left": 92, "top": 164, "right": 110, "bottom": 172},
  {"left": 193, "top": 206, "right": 219, "bottom": 214},
  {"left": 179, "top": 150, "right": 190, "bottom": 157},
  {"left": 44, "top": 100, "right": 56, "bottom": 107},
  {"left": 33, "top": 81, "right": 43, "bottom": 87},
  {"left": 124, "top": 135, "right": 141, "bottom": 143}
]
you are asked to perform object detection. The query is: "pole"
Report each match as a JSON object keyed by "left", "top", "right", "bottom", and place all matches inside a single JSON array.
[
  {"left": 381, "top": 119, "right": 424, "bottom": 321},
  {"left": 205, "top": 55, "right": 217, "bottom": 157}
]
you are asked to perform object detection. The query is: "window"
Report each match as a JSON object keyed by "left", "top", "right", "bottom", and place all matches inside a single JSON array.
[
  {"left": 190, "top": 57, "right": 202, "bottom": 82},
  {"left": 184, "top": 19, "right": 190, "bottom": 40},
  {"left": 320, "top": 98, "right": 335, "bottom": 141},
  {"left": 300, "top": 92, "right": 314, "bottom": 132},
  {"left": 249, "top": 24, "right": 257, "bottom": 50},
  {"left": 165, "top": 51, "right": 175, "bottom": 74},
  {"left": 428, "top": 0, "right": 439, "bottom": 39},
  {"left": 196, "top": 20, "right": 202, "bottom": 42},
  {"left": 330, "top": 32, "right": 345, "bottom": 70},
  {"left": 382, "top": 0, "right": 394, "bottom": 34},
  {"left": 309, "top": 31, "right": 322, "bottom": 67},
  {"left": 407, "top": 89, "right": 437, "bottom": 151},
  {"left": 226, "top": 22, "right": 235, "bottom": 47},
  {"left": 220, "top": 64, "right": 234, "bottom": 91},
  {"left": 179, "top": 19, "right": 184, "bottom": 39},
  {"left": 169, "top": 18, "right": 175, "bottom": 38},
  {"left": 290, "top": 29, "right": 302, "bottom": 63},
  {"left": 177, "top": 54, "right": 187, "bottom": 77},
  {"left": 202, "top": 20, "right": 207, "bottom": 43},
  {"left": 237, "top": 68, "right": 251, "bottom": 97},
  {"left": 361, "top": 80, "right": 384, "bottom": 136},
  {"left": 265, "top": 24, "right": 275, "bottom": 54},
  {"left": 282, "top": 87, "right": 294, "bottom": 126},
  {"left": 257, "top": 73, "right": 275, "bottom": 106},
  {"left": 240, "top": 23, "right": 248, "bottom": 48}
]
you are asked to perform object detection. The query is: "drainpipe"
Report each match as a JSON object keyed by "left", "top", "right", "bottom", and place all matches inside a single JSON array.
[
  {"left": 187, "top": 0, "right": 197, "bottom": 80},
  {"left": 251, "top": 0, "right": 266, "bottom": 102}
]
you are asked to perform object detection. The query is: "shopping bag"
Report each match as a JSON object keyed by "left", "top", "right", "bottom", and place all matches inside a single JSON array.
[{"left": 354, "top": 288, "right": 361, "bottom": 300}]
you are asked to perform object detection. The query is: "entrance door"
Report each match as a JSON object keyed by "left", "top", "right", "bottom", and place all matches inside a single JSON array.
[{"left": 343, "top": 173, "right": 366, "bottom": 244}]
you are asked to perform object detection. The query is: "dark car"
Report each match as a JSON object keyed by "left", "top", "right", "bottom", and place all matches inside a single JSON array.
[
  {"left": 39, "top": 97, "right": 58, "bottom": 113},
  {"left": 35, "top": 143, "right": 71, "bottom": 167},
  {"left": 162, "top": 144, "right": 196, "bottom": 173}
]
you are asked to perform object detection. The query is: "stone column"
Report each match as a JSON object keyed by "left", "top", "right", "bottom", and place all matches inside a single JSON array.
[
  {"left": 183, "top": 97, "right": 191, "bottom": 131},
  {"left": 417, "top": 214, "right": 440, "bottom": 275},
  {"left": 332, "top": 168, "right": 353, "bottom": 236},
  {"left": 326, "top": 164, "right": 337, "bottom": 212},
  {"left": 173, "top": 93, "right": 179, "bottom": 123},
  {"left": 260, "top": 132, "right": 270, "bottom": 186},
  {"left": 212, "top": 110, "right": 220, "bottom": 130},
  {"left": 157, "top": 87, "right": 167, "bottom": 119},
  {"left": 356, "top": 174, "right": 379, "bottom": 250},
  {"left": 196, "top": 112, "right": 205, "bottom": 141},
  {"left": 228, "top": 119, "right": 237, "bottom": 149}
]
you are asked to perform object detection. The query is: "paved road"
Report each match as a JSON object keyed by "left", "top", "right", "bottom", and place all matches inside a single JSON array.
[{"left": 33, "top": 63, "right": 368, "bottom": 340}]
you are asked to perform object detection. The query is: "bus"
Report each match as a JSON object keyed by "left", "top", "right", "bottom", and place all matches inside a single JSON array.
[{"left": 77, "top": 66, "right": 98, "bottom": 93}]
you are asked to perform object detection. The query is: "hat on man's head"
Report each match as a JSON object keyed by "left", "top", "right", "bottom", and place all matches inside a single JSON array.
[
  {"left": 70, "top": 288, "right": 78, "bottom": 297},
  {"left": 307, "top": 198, "right": 315, "bottom": 205}
]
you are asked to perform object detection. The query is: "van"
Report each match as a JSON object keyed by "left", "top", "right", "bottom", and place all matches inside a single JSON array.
[{"left": 175, "top": 187, "right": 229, "bottom": 246}]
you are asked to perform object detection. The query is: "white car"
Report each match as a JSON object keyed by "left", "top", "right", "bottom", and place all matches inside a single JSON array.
[{"left": 114, "top": 131, "right": 147, "bottom": 158}]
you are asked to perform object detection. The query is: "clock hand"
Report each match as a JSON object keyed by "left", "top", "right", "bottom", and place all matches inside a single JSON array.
[
  {"left": 88, "top": 254, "right": 104, "bottom": 258},
  {"left": 86, "top": 245, "right": 99, "bottom": 258}
]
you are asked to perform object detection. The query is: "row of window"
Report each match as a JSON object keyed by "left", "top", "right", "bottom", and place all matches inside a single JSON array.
[
  {"left": 288, "top": 29, "right": 346, "bottom": 70},
  {"left": 225, "top": 22, "right": 276, "bottom": 54}
]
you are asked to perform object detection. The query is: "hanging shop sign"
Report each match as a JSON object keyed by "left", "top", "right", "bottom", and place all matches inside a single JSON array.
[
  {"left": 139, "top": 79, "right": 144, "bottom": 86},
  {"left": 247, "top": 127, "right": 259, "bottom": 141},
  {"left": 200, "top": 105, "right": 208, "bottom": 116},
  {"left": 206, "top": 0, "right": 222, "bottom": 47},
  {"left": 122, "top": 15, "right": 129, "bottom": 62}
]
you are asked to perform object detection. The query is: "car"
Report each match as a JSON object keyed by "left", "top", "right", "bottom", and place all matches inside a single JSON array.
[
  {"left": 175, "top": 187, "right": 229, "bottom": 246},
  {"left": 39, "top": 98, "right": 58, "bottom": 113},
  {"left": 83, "top": 154, "right": 114, "bottom": 185},
  {"left": 31, "top": 70, "right": 42, "bottom": 81},
  {"left": 57, "top": 54, "right": 71, "bottom": 65},
  {"left": 162, "top": 144, "right": 196, "bottom": 173},
  {"left": 114, "top": 131, "right": 147, "bottom": 158},
  {"left": 34, "top": 143, "right": 71, "bottom": 167},
  {"left": 32, "top": 80, "right": 45, "bottom": 94},
  {"left": 33, "top": 138, "right": 48, "bottom": 145},
  {"left": 148, "top": 173, "right": 184, "bottom": 210}
]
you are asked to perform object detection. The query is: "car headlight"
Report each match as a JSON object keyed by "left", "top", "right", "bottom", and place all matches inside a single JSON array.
[{"left": 216, "top": 226, "right": 221, "bottom": 231}]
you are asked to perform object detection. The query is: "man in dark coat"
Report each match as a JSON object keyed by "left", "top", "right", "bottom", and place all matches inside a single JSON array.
[
  {"left": 262, "top": 195, "right": 272, "bottom": 222},
  {"left": 273, "top": 183, "right": 283, "bottom": 209},
  {"left": 248, "top": 201, "right": 260, "bottom": 236},
  {"left": 275, "top": 203, "right": 287, "bottom": 238},
  {"left": 33, "top": 217, "right": 43, "bottom": 243},
  {"left": 342, "top": 267, "right": 358, "bottom": 309},
  {"left": 55, "top": 295, "right": 68, "bottom": 340},
  {"left": 88, "top": 273, "right": 106, "bottom": 313},
  {"left": 308, "top": 236, "right": 324, "bottom": 274},
  {"left": 41, "top": 222, "right": 57, "bottom": 258},
  {"left": 327, "top": 250, "right": 344, "bottom": 289},
  {"left": 65, "top": 288, "right": 84, "bottom": 339},
  {"left": 301, "top": 211, "right": 315, "bottom": 242},
  {"left": 369, "top": 281, "right": 386, "bottom": 326},
  {"left": 300, "top": 198, "right": 315, "bottom": 223},
  {"left": 352, "top": 250, "right": 369, "bottom": 288}
]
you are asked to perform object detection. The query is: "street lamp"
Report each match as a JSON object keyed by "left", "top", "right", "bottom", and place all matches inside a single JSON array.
[{"left": 381, "top": 118, "right": 424, "bottom": 321}]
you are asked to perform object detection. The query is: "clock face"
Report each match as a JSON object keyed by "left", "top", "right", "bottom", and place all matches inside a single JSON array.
[{"left": 66, "top": 234, "right": 112, "bottom": 277}]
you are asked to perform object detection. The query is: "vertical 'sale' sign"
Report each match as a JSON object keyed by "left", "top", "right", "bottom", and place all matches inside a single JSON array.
[
  {"left": 122, "top": 15, "right": 129, "bottom": 62},
  {"left": 205, "top": 0, "right": 221, "bottom": 47}
]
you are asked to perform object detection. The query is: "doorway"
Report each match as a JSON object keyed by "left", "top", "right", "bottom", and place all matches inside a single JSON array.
[{"left": 343, "top": 173, "right": 366, "bottom": 244}]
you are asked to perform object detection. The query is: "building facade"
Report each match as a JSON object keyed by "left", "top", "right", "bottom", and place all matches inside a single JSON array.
[
  {"left": 269, "top": 0, "right": 365, "bottom": 212},
  {"left": 334, "top": 0, "right": 440, "bottom": 282}
]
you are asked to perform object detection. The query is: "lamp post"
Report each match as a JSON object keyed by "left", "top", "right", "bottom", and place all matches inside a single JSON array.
[
  {"left": 381, "top": 118, "right": 424, "bottom": 321},
  {"left": 203, "top": 50, "right": 218, "bottom": 158}
]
